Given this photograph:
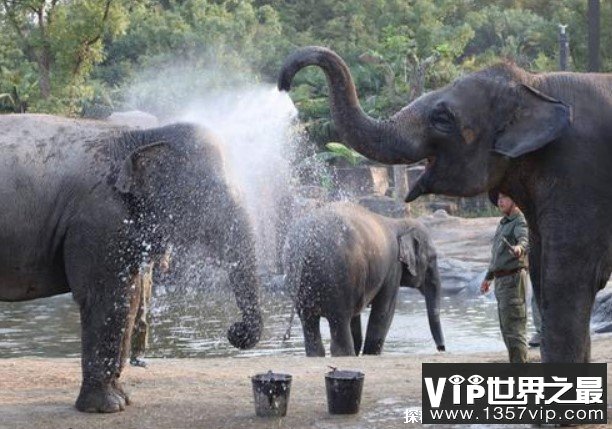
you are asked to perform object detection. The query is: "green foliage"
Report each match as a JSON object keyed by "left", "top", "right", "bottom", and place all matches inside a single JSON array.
[
  {"left": 0, "top": 0, "right": 609, "bottom": 120},
  {"left": 0, "top": 0, "right": 129, "bottom": 113},
  {"left": 322, "top": 142, "right": 367, "bottom": 166},
  {"left": 95, "top": 0, "right": 287, "bottom": 115}
]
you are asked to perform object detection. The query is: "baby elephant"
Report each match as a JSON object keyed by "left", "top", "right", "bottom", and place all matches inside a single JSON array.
[{"left": 283, "top": 202, "right": 445, "bottom": 356}]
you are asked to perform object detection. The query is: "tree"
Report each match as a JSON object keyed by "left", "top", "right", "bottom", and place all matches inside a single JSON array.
[
  {"left": 1, "top": 0, "right": 610, "bottom": 116},
  {"left": 0, "top": 0, "right": 128, "bottom": 111},
  {"left": 96, "top": 0, "right": 287, "bottom": 116}
]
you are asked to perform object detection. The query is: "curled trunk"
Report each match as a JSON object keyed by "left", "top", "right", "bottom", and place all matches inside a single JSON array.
[{"left": 278, "top": 46, "right": 425, "bottom": 164}]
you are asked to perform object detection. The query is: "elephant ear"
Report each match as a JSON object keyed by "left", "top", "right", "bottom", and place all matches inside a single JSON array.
[
  {"left": 399, "top": 234, "right": 418, "bottom": 277},
  {"left": 493, "top": 84, "right": 571, "bottom": 158},
  {"left": 115, "top": 142, "right": 169, "bottom": 194}
]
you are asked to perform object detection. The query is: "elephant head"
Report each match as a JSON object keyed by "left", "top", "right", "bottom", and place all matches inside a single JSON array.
[
  {"left": 278, "top": 46, "right": 571, "bottom": 201},
  {"left": 113, "top": 123, "right": 262, "bottom": 349},
  {"left": 398, "top": 225, "right": 445, "bottom": 351}
]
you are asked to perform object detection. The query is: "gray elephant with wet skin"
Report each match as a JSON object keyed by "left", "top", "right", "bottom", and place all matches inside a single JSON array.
[
  {"left": 279, "top": 47, "right": 612, "bottom": 363},
  {"left": 283, "top": 202, "right": 445, "bottom": 356},
  {"left": 0, "top": 115, "right": 263, "bottom": 412}
]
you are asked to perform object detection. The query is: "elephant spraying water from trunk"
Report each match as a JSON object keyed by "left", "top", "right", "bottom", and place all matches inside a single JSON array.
[
  {"left": 0, "top": 115, "right": 263, "bottom": 412},
  {"left": 279, "top": 46, "right": 612, "bottom": 363}
]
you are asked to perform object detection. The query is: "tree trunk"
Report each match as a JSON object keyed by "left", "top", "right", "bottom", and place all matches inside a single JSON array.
[
  {"left": 38, "top": 49, "right": 52, "bottom": 99},
  {"left": 588, "top": 0, "right": 601, "bottom": 72},
  {"left": 393, "top": 166, "right": 409, "bottom": 213},
  {"left": 35, "top": 6, "right": 51, "bottom": 99}
]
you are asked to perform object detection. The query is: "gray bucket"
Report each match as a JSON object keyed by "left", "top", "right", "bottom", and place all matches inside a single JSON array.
[
  {"left": 251, "top": 371, "right": 292, "bottom": 417},
  {"left": 325, "top": 369, "right": 365, "bottom": 414}
]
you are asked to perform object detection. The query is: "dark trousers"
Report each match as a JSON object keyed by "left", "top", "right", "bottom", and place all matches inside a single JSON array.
[{"left": 494, "top": 270, "right": 528, "bottom": 363}]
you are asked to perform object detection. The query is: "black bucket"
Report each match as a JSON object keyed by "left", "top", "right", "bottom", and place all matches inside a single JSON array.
[
  {"left": 251, "top": 371, "right": 292, "bottom": 417},
  {"left": 325, "top": 369, "right": 365, "bottom": 415}
]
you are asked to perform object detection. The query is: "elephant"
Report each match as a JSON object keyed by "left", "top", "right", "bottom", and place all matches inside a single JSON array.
[
  {"left": 282, "top": 202, "right": 445, "bottom": 357},
  {"left": 278, "top": 46, "right": 612, "bottom": 363},
  {"left": 0, "top": 114, "right": 263, "bottom": 412}
]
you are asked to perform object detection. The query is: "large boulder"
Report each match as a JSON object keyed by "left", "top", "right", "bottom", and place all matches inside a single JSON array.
[
  {"left": 358, "top": 195, "right": 409, "bottom": 218},
  {"left": 592, "top": 287, "right": 612, "bottom": 333},
  {"left": 331, "top": 165, "right": 389, "bottom": 197},
  {"left": 437, "top": 258, "right": 489, "bottom": 297}
]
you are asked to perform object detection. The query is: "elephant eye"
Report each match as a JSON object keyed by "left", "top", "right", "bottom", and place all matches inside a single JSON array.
[{"left": 430, "top": 107, "right": 455, "bottom": 133}]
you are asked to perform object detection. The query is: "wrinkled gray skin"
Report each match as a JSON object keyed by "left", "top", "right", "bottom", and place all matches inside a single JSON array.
[
  {"left": 0, "top": 115, "right": 262, "bottom": 412},
  {"left": 283, "top": 202, "right": 444, "bottom": 357},
  {"left": 279, "top": 46, "right": 612, "bottom": 363}
]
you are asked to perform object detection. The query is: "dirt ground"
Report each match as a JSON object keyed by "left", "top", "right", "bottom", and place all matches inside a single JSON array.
[
  {"left": 1, "top": 215, "right": 610, "bottom": 428},
  {"left": 1, "top": 338, "right": 611, "bottom": 429}
]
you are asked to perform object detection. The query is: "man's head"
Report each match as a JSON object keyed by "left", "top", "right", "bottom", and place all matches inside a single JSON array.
[{"left": 497, "top": 192, "right": 516, "bottom": 216}]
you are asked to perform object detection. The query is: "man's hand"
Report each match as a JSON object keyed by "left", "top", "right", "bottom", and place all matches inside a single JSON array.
[
  {"left": 511, "top": 245, "right": 523, "bottom": 258},
  {"left": 480, "top": 279, "right": 491, "bottom": 294},
  {"left": 159, "top": 254, "right": 171, "bottom": 273},
  {"left": 159, "top": 258, "right": 170, "bottom": 273}
]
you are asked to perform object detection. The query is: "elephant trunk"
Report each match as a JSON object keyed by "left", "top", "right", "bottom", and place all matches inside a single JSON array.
[
  {"left": 227, "top": 259, "right": 263, "bottom": 349},
  {"left": 224, "top": 214, "right": 263, "bottom": 350},
  {"left": 278, "top": 46, "right": 426, "bottom": 164},
  {"left": 423, "top": 262, "right": 445, "bottom": 351}
]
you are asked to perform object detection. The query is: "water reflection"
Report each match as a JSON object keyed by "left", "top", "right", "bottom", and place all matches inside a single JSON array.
[{"left": 0, "top": 284, "right": 522, "bottom": 358}]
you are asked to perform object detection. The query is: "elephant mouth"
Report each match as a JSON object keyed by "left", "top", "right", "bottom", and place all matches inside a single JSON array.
[
  {"left": 424, "top": 156, "right": 436, "bottom": 172},
  {"left": 405, "top": 157, "right": 435, "bottom": 202}
]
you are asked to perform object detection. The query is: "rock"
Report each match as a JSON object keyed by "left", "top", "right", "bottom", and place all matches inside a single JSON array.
[
  {"left": 358, "top": 195, "right": 409, "bottom": 218},
  {"left": 436, "top": 258, "right": 487, "bottom": 297},
  {"left": 428, "top": 201, "right": 458, "bottom": 215},
  {"left": 332, "top": 165, "right": 389, "bottom": 197},
  {"left": 592, "top": 287, "right": 612, "bottom": 333},
  {"left": 433, "top": 209, "right": 449, "bottom": 218}
]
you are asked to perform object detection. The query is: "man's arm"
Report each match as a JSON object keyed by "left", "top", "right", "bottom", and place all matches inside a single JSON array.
[
  {"left": 513, "top": 217, "right": 529, "bottom": 255},
  {"left": 483, "top": 226, "right": 500, "bottom": 289}
]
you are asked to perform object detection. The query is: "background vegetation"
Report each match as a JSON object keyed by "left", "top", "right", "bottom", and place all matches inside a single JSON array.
[{"left": 0, "top": 0, "right": 609, "bottom": 146}]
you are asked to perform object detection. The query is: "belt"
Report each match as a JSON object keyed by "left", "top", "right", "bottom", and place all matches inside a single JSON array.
[{"left": 493, "top": 267, "right": 524, "bottom": 279}]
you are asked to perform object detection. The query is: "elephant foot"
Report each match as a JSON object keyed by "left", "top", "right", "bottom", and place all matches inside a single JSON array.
[
  {"left": 112, "top": 379, "right": 131, "bottom": 406},
  {"left": 75, "top": 382, "right": 129, "bottom": 413}
]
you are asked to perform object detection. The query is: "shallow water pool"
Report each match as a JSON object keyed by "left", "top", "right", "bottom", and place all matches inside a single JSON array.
[{"left": 0, "top": 283, "right": 537, "bottom": 358}]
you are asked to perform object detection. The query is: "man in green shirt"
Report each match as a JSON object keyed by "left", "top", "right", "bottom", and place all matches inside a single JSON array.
[
  {"left": 130, "top": 246, "right": 172, "bottom": 368},
  {"left": 481, "top": 192, "right": 529, "bottom": 363}
]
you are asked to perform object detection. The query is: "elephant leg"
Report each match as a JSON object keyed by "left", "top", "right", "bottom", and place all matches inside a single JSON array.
[
  {"left": 74, "top": 276, "right": 139, "bottom": 412},
  {"left": 539, "top": 237, "right": 596, "bottom": 363},
  {"left": 65, "top": 236, "right": 140, "bottom": 412},
  {"left": 351, "top": 314, "right": 362, "bottom": 356},
  {"left": 328, "top": 316, "right": 356, "bottom": 356},
  {"left": 363, "top": 284, "right": 398, "bottom": 355},
  {"left": 300, "top": 314, "right": 325, "bottom": 357}
]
